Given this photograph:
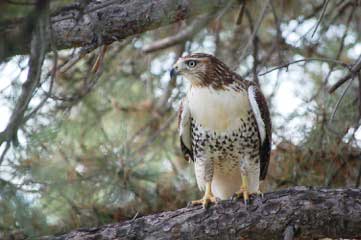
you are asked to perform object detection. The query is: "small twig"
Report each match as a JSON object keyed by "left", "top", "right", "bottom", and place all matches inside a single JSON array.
[
  {"left": 126, "top": 211, "right": 140, "bottom": 236},
  {"left": 269, "top": 0, "right": 284, "bottom": 65},
  {"left": 237, "top": 0, "right": 270, "bottom": 65},
  {"left": 269, "top": 0, "right": 281, "bottom": 34},
  {"left": 240, "top": 7, "right": 260, "bottom": 83},
  {"left": 311, "top": 0, "right": 329, "bottom": 38},
  {"left": 323, "top": 7, "right": 354, "bottom": 86},
  {"left": 329, "top": 55, "right": 361, "bottom": 93},
  {"left": 142, "top": 0, "right": 235, "bottom": 54},
  {"left": 142, "top": 14, "right": 213, "bottom": 53},
  {"left": 259, "top": 58, "right": 351, "bottom": 76},
  {"left": 235, "top": 0, "right": 246, "bottom": 25},
  {"left": 329, "top": 76, "right": 354, "bottom": 123},
  {"left": 58, "top": 45, "right": 98, "bottom": 73},
  {"left": 131, "top": 211, "right": 139, "bottom": 221},
  {"left": 323, "top": 0, "right": 353, "bottom": 37},
  {"left": 23, "top": 40, "right": 58, "bottom": 122},
  {"left": 293, "top": 1, "right": 343, "bottom": 46},
  {"left": 215, "top": 0, "right": 235, "bottom": 21},
  {"left": 91, "top": 44, "right": 108, "bottom": 73},
  {"left": 242, "top": 40, "right": 278, "bottom": 78},
  {"left": 0, "top": 141, "right": 11, "bottom": 166}
]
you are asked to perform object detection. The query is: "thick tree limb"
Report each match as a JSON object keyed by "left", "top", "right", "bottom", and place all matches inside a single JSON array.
[
  {"left": 45, "top": 187, "right": 361, "bottom": 239},
  {"left": 1, "top": 0, "right": 230, "bottom": 60}
]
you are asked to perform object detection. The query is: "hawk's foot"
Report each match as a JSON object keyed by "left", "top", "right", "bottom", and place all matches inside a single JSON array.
[
  {"left": 190, "top": 182, "right": 216, "bottom": 208},
  {"left": 191, "top": 194, "right": 217, "bottom": 208},
  {"left": 232, "top": 175, "right": 250, "bottom": 205},
  {"left": 251, "top": 190, "right": 264, "bottom": 198},
  {"left": 232, "top": 188, "right": 249, "bottom": 205},
  {"left": 232, "top": 190, "right": 263, "bottom": 205}
]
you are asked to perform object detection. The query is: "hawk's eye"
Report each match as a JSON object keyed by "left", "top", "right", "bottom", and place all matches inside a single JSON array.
[{"left": 186, "top": 60, "right": 197, "bottom": 68}]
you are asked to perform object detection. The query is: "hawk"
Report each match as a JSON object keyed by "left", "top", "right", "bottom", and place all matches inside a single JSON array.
[{"left": 171, "top": 53, "right": 271, "bottom": 207}]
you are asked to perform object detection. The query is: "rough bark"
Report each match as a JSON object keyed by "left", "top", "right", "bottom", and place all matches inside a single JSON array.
[
  {"left": 1, "top": 0, "right": 230, "bottom": 60},
  {"left": 43, "top": 187, "right": 361, "bottom": 240}
]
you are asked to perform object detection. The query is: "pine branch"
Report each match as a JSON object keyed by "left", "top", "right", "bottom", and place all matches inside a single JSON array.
[
  {"left": 43, "top": 187, "right": 361, "bottom": 240},
  {"left": 0, "top": 0, "right": 231, "bottom": 61}
]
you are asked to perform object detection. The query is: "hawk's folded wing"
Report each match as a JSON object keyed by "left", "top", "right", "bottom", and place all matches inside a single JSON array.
[
  {"left": 248, "top": 84, "right": 272, "bottom": 180},
  {"left": 178, "top": 98, "right": 193, "bottom": 161}
]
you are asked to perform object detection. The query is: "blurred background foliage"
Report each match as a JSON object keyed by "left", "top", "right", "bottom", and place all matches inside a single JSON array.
[{"left": 0, "top": 0, "right": 361, "bottom": 238}]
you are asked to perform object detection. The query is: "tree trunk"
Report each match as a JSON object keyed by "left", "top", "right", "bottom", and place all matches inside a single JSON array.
[
  {"left": 44, "top": 187, "right": 361, "bottom": 240},
  {"left": 1, "top": 0, "right": 230, "bottom": 60}
]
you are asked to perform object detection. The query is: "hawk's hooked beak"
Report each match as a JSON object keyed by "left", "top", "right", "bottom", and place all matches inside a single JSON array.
[
  {"left": 170, "top": 67, "right": 179, "bottom": 79},
  {"left": 170, "top": 60, "right": 182, "bottom": 78}
]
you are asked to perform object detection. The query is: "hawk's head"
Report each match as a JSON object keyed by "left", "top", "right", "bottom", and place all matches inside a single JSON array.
[{"left": 170, "top": 53, "right": 235, "bottom": 88}]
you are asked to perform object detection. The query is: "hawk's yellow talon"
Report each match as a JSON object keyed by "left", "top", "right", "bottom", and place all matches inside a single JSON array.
[
  {"left": 234, "top": 188, "right": 249, "bottom": 205},
  {"left": 251, "top": 190, "right": 264, "bottom": 198},
  {"left": 233, "top": 175, "right": 250, "bottom": 205},
  {"left": 190, "top": 182, "right": 216, "bottom": 208},
  {"left": 191, "top": 195, "right": 216, "bottom": 208}
]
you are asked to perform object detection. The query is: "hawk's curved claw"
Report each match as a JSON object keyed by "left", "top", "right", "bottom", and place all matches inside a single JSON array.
[
  {"left": 254, "top": 190, "right": 264, "bottom": 199},
  {"left": 232, "top": 175, "right": 250, "bottom": 205},
  {"left": 191, "top": 195, "right": 217, "bottom": 208},
  {"left": 232, "top": 190, "right": 264, "bottom": 205},
  {"left": 232, "top": 189, "right": 249, "bottom": 205},
  {"left": 190, "top": 182, "right": 216, "bottom": 208}
]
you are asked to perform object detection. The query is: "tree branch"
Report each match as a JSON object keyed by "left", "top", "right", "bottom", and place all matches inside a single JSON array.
[
  {"left": 259, "top": 57, "right": 351, "bottom": 76},
  {"left": 329, "top": 54, "right": 361, "bottom": 93},
  {"left": 44, "top": 187, "right": 361, "bottom": 239},
  {"left": 236, "top": 0, "right": 270, "bottom": 66},
  {"left": 0, "top": 0, "right": 49, "bottom": 147},
  {"left": 1, "top": 0, "right": 230, "bottom": 61},
  {"left": 311, "top": 0, "right": 329, "bottom": 38},
  {"left": 142, "top": 14, "right": 213, "bottom": 53}
]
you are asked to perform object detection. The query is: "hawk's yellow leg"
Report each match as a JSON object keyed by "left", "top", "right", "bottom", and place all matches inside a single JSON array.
[
  {"left": 234, "top": 175, "right": 249, "bottom": 204},
  {"left": 191, "top": 182, "right": 216, "bottom": 208},
  {"left": 234, "top": 175, "right": 263, "bottom": 204}
]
